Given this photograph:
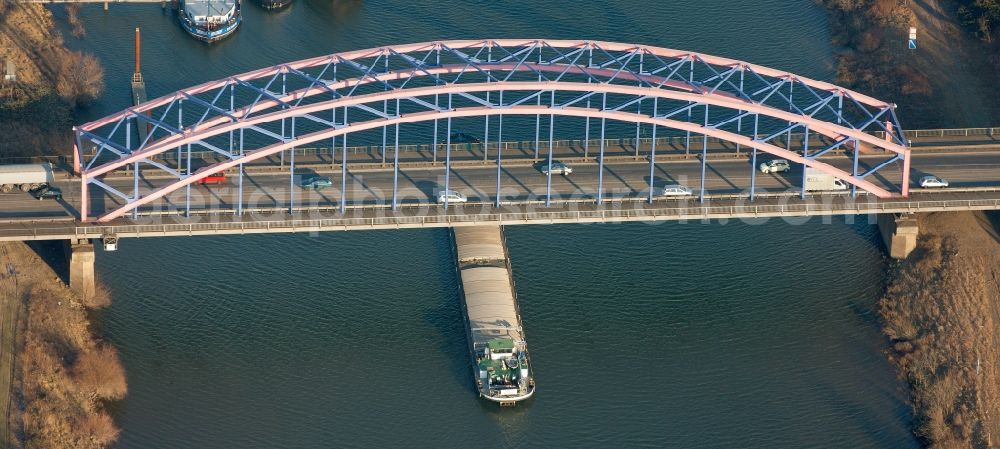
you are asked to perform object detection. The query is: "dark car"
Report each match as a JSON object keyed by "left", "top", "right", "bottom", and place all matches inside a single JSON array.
[
  {"left": 30, "top": 185, "right": 62, "bottom": 201},
  {"left": 442, "top": 132, "right": 481, "bottom": 144},
  {"left": 299, "top": 176, "right": 333, "bottom": 190}
]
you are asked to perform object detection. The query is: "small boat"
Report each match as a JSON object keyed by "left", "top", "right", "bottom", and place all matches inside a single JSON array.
[
  {"left": 259, "top": 0, "right": 292, "bottom": 10},
  {"left": 178, "top": 0, "right": 242, "bottom": 43}
]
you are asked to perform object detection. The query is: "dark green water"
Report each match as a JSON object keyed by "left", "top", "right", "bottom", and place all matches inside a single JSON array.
[{"left": 60, "top": 1, "right": 920, "bottom": 447}]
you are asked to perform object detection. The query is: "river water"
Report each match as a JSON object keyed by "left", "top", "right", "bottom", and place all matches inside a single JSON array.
[{"left": 55, "top": 1, "right": 921, "bottom": 447}]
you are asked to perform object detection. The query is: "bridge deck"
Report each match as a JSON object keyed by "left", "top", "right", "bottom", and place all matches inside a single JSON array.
[{"left": 1, "top": 189, "right": 998, "bottom": 242}]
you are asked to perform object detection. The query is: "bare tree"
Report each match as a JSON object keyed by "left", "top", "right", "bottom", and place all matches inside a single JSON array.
[{"left": 55, "top": 50, "right": 103, "bottom": 107}]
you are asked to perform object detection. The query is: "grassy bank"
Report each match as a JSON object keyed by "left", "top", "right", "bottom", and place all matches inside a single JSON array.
[
  {"left": 881, "top": 212, "right": 1000, "bottom": 448},
  {"left": 820, "top": 0, "right": 1000, "bottom": 127},
  {"left": 0, "top": 242, "right": 125, "bottom": 449},
  {"left": 0, "top": 4, "right": 103, "bottom": 160}
]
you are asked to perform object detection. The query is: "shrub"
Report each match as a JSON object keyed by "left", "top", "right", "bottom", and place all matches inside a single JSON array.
[{"left": 73, "top": 345, "right": 127, "bottom": 401}]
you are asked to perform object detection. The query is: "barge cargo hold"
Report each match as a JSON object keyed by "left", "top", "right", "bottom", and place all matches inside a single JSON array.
[
  {"left": 453, "top": 225, "right": 535, "bottom": 406},
  {"left": 179, "top": 0, "right": 242, "bottom": 43}
]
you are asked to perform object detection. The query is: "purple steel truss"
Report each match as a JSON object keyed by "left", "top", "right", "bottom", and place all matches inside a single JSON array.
[{"left": 73, "top": 39, "right": 910, "bottom": 222}]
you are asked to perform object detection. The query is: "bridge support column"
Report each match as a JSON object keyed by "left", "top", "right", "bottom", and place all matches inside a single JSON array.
[
  {"left": 877, "top": 213, "right": 919, "bottom": 259},
  {"left": 67, "top": 239, "right": 96, "bottom": 299}
]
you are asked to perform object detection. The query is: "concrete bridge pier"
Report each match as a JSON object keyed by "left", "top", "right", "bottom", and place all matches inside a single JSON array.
[
  {"left": 67, "top": 239, "right": 96, "bottom": 299},
  {"left": 878, "top": 213, "right": 919, "bottom": 259}
]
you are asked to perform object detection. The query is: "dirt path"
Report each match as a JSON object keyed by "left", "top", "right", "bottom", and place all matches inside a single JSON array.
[
  {"left": 0, "top": 244, "right": 24, "bottom": 449},
  {"left": 909, "top": 0, "right": 1000, "bottom": 126}
]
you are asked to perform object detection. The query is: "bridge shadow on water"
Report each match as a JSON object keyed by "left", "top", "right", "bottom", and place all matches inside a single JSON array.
[{"left": 423, "top": 229, "right": 479, "bottom": 396}]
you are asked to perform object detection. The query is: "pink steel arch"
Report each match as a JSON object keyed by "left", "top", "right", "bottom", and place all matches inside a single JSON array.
[
  {"left": 79, "top": 39, "right": 894, "bottom": 131},
  {"left": 83, "top": 81, "right": 907, "bottom": 180},
  {"left": 75, "top": 39, "right": 911, "bottom": 222},
  {"left": 95, "top": 105, "right": 894, "bottom": 222}
]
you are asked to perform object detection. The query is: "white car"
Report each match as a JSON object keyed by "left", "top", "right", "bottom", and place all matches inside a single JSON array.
[
  {"left": 759, "top": 159, "right": 790, "bottom": 174},
  {"left": 436, "top": 190, "right": 468, "bottom": 204},
  {"left": 660, "top": 184, "right": 693, "bottom": 197},
  {"left": 539, "top": 161, "right": 573, "bottom": 175},
  {"left": 919, "top": 175, "right": 949, "bottom": 188}
]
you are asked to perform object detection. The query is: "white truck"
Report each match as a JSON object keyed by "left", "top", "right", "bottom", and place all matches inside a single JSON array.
[
  {"left": 803, "top": 167, "right": 848, "bottom": 192},
  {"left": 0, "top": 163, "right": 56, "bottom": 193}
]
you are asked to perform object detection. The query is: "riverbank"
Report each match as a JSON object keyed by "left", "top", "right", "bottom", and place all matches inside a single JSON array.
[
  {"left": 0, "top": 242, "right": 125, "bottom": 449},
  {"left": 881, "top": 211, "right": 1000, "bottom": 448},
  {"left": 822, "top": 1, "right": 1000, "bottom": 447},
  {"left": 0, "top": 3, "right": 103, "bottom": 160}
]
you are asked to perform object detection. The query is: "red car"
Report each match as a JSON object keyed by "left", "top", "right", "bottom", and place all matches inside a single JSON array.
[{"left": 198, "top": 172, "right": 227, "bottom": 185}]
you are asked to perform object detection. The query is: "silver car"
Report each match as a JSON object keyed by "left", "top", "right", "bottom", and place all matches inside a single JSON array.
[
  {"left": 660, "top": 184, "right": 693, "bottom": 197},
  {"left": 436, "top": 190, "right": 468, "bottom": 204},
  {"left": 539, "top": 161, "right": 573, "bottom": 175},
  {"left": 759, "top": 159, "right": 790, "bottom": 174},
  {"left": 919, "top": 175, "right": 949, "bottom": 188}
]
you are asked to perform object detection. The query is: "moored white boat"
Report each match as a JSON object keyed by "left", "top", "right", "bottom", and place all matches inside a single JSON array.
[{"left": 178, "top": 0, "right": 242, "bottom": 43}]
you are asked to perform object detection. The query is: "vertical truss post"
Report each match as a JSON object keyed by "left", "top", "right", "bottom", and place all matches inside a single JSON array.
[
  {"left": 686, "top": 57, "right": 694, "bottom": 155},
  {"left": 289, "top": 116, "right": 296, "bottom": 214},
  {"left": 837, "top": 92, "right": 844, "bottom": 125},
  {"left": 800, "top": 125, "right": 809, "bottom": 200},
  {"left": 445, "top": 102, "right": 453, "bottom": 210},
  {"left": 177, "top": 99, "right": 183, "bottom": 172},
  {"left": 635, "top": 51, "right": 643, "bottom": 157},
  {"left": 736, "top": 67, "right": 744, "bottom": 154},
  {"left": 331, "top": 107, "right": 337, "bottom": 169},
  {"left": 128, "top": 118, "right": 139, "bottom": 220},
  {"left": 496, "top": 95, "right": 503, "bottom": 209},
  {"left": 597, "top": 92, "right": 607, "bottom": 205},
  {"left": 380, "top": 104, "right": 387, "bottom": 165},
  {"left": 584, "top": 46, "right": 593, "bottom": 158},
  {"left": 699, "top": 103, "right": 709, "bottom": 203},
  {"left": 750, "top": 113, "right": 759, "bottom": 202},
  {"left": 648, "top": 98, "right": 658, "bottom": 204},
  {"left": 229, "top": 83, "right": 234, "bottom": 159},
  {"left": 434, "top": 46, "right": 441, "bottom": 164},
  {"left": 185, "top": 141, "right": 191, "bottom": 217},
  {"left": 80, "top": 174, "right": 88, "bottom": 221},
  {"left": 484, "top": 45, "right": 492, "bottom": 162},
  {"left": 433, "top": 94, "right": 439, "bottom": 163},
  {"left": 851, "top": 137, "right": 859, "bottom": 198},
  {"left": 382, "top": 55, "right": 388, "bottom": 166},
  {"left": 281, "top": 72, "right": 286, "bottom": 167},
  {"left": 901, "top": 148, "right": 911, "bottom": 197},
  {"left": 238, "top": 127, "right": 244, "bottom": 216},
  {"left": 545, "top": 90, "right": 555, "bottom": 207},
  {"left": 340, "top": 107, "right": 348, "bottom": 214},
  {"left": 786, "top": 82, "right": 793, "bottom": 152},
  {"left": 392, "top": 100, "right": 400, "bottom": 211},
  {"left": 534, "top": 49, "right": 541, "bottom": 160},
  {"left": 72, "top": 129, "right": 81, "bottom": 176},
  {"left": 332, "top": 64, "right": 338, "bottom": 168}
]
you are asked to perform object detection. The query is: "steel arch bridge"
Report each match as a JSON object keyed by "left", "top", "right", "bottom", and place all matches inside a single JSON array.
[{"left": 73, "top": 39, "right": 910, "bottom": 223}]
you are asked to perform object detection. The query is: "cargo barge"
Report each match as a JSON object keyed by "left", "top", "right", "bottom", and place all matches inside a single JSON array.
[
  {"left": 453, "top": 226, "right": 535, "bottom": 406},
  {"left": 178, "top": 0, "right": 242, "bottom": 43}
]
